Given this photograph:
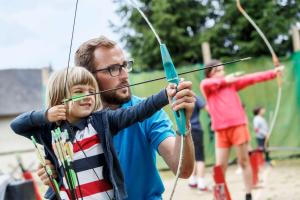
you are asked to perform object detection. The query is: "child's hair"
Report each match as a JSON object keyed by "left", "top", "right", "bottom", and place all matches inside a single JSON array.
[
  {"left": 253, "top": 106, "right": 262, "bottom": 116},
  {"left": 204, "top": 59, "right": 221, "bottom": 78},
  {"left": 46, "top": 66, "right": 102, "bottom": 111}
]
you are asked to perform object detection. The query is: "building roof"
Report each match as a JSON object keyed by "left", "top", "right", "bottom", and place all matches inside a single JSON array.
[{"left": 0, "top": 68, "right": 46, "bottom": 116}]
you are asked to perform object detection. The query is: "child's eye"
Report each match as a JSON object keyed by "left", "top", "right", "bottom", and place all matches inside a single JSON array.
[
  {"left": 73, "top": 91, "right": 83, "bottom": 95},
  {"left": 89, "top": 90, "right": 95, "bottom": 94}
]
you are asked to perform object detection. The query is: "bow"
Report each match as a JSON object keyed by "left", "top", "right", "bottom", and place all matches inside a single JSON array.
[
  {"left": 236, "top": 0, "right": 283, "bottom": 147},
  {"left": 129, "top": 1, "right": 187, "bottom": 199},
  {"left": 32, "top": 1, "right": 85, "bottom": 199}
]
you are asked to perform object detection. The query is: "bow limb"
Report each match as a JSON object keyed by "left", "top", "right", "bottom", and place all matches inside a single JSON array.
[
  {"left": 236, "top": 0, "right": 282, "bottom": 145},
  {"left": 122, "top": 2, "right": 189, "bottom": 199},
  {"left": 129, "top": 0, "right": 187, "bottom": 135},
  {"left": 236, "top": 0, "right": 282, "bottom": 87}
]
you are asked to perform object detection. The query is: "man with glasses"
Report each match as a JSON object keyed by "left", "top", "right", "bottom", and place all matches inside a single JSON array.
[{"left": 39, "top": 36, "right": 195, "bottom": 200}]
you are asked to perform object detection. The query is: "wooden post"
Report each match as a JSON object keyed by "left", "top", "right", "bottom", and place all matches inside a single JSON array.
[
  {"left": 201, "top": 42, "right": 212, "bottom": 64},
  {"left": 292, "top": 26, "right": 300, "bottom": 52}
]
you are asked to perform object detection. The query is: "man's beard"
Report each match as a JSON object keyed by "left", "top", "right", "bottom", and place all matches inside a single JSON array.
[{"left": 101, "top": 87, "right": 131, "bottom": 106}]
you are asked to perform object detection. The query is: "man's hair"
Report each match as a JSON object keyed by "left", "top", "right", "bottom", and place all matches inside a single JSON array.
[
  {"left": 204, "top": 59, "right": 221, "bottom": 78},
  {"left": 46, "top": 66, "right": 102, "bottom": 111},
  {"left": 253, "top": 106, "right": 262, "bottom": 116},
  {"left": 74, "top": 36, "right": 117, "bottom": 72}
]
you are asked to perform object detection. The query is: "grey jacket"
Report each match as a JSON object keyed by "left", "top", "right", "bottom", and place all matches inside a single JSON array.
[{"left": 253, "top": 115, "right": 269, "bottom": 139}]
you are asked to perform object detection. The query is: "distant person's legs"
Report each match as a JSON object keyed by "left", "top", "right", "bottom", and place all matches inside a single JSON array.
[
  {"left": 236, "top": 143, "right": 253, "bottom": 191},
  {"left": 195, "top": 161, "right": 206, "bottom": 190},
  {"left": 189, "top": 130, "right": 207, "bottom": 190},
  {"left": 236, "top": 142, "right": 253, "bottom": 199},
  {"left": 257, "top": 137, "right": 270, "bottom": 163},
  {"left": 217, "top": 125, "right": 252, "bottom": 200},
  {"left": 215, "top": 147, "right": 230, "bottom": 174},
  {"left": 215, "top": 130, "right": 231, "bottom": 173}
]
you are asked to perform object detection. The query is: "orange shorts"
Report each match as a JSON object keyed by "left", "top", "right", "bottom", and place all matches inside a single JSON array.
[{"left": 216, "top": 125, "right": 251, "bottom": 148}]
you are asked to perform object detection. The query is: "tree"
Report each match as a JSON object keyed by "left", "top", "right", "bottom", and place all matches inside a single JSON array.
[
  {"left": 112, "top": 0, "right": 300, "bottom": 70},
  {"left": 203, "top": 0, "right": 300, "bottom": 60},
  {"left": 113, "top": 0, "right": 217, "bottom": 70}
]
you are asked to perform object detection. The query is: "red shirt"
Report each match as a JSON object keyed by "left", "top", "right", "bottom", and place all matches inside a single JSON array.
[{"left": 200, "top": 70, "right": 276, "bottom": 131}]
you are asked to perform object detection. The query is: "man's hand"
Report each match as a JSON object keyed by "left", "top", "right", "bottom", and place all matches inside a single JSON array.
[
  {"left": 36, "top": 159, "right": 57, "bottom": 186},
  {"left": 46, "top": 105, "right": 67, "bottom": 122},
  {"left": 166, "top": 80, "right": 196, "bottom": 125}
]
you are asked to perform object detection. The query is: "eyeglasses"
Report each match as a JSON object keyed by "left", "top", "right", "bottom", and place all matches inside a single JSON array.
[{"left": 93, "top": 60, "right": 133, "bottom": 77}]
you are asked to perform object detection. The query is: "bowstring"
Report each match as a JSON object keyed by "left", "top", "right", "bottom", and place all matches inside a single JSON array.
[{"left": 61, "top": 0, "right": 113, "bottom": 199}]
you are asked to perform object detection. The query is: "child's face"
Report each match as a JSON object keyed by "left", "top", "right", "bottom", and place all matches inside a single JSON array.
[
  {"left": 67, "top": 84, "right": 96, "bottom": 123},
  {"left": 259, "top": 108, "right": 266, "bottom": 116},
  {"left": 210, "top": 65, "right": 225, "bottom": 78}
]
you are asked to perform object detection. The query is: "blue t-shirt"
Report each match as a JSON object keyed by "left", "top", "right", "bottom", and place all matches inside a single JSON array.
[
  {"left": 190, "top": 96, "right": 205, "bottom": 131},
  {"left": 113, "top": 96, "right": 175, "bottom": 200}
]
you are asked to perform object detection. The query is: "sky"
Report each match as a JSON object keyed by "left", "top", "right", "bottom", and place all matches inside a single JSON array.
[{"left": 0, "top": 0, "right": 122, "bottom": 70}]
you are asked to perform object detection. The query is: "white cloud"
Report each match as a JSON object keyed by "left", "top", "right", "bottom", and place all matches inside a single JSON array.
[{"left": 0, "top": 0, "right": 121, "bottom": 69}]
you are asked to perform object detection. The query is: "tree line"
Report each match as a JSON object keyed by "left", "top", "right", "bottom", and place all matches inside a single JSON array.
[{"left": 112, "top": 0, "right": 300, "bottom": 70}]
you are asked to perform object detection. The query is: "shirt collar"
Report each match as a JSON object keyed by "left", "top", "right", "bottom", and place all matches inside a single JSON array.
[
  {"left": 60, "top": 117, "right": 88, "bottom": 133},
  {"left": 121, "top": 97, "right": 134, "bottom": 108}
]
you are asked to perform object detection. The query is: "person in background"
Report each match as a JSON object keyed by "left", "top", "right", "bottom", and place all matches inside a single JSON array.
[
  {"left": 188, "top": 96, "right": 209, "bottom": 191},
  {"left": 200, "top": 59, "right": 284, "bottom": 200},
  {"left": 253, "top": 106, "right": 271, "bottom": 163}
]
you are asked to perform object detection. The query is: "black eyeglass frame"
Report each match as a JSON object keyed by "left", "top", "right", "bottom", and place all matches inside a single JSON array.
[{"left": 92, "top": 60, "right": 133, "bottom": 77}]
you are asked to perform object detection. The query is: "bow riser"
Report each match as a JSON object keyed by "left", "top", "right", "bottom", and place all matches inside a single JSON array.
[{"left": 160, "top": 44, "right": 186, "bottom": 135}]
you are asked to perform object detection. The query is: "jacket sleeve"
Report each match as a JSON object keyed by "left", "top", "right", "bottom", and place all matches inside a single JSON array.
[
  {"left": 107, "top": 89, "right": 169, "bottom": 135},
  {"left": 10, "top": 110, "right": 50, "bottom": 140},
  {"left": 234, "top": 70, "right": 277, "bottom": 91}
]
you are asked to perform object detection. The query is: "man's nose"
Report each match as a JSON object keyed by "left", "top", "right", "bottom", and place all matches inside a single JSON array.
[{"left": 119, "top": 67, "right": 129, "bottom": 79}]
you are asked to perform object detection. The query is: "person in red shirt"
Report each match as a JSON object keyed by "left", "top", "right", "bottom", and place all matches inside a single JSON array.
[{"left": 200, "top": 59, "right": 283, "bottom": 200}]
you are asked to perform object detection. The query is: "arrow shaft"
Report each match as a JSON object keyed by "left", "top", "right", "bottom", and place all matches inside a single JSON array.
[{"left": 64, "top": 57, "right": 251, "bottom": 103}]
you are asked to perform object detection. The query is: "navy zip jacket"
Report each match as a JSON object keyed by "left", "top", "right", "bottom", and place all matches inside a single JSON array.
[{"left": 10, "top": 89, "right": 169, "bottom": 200}]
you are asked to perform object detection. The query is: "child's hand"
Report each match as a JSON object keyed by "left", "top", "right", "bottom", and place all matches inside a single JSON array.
[
  {"left": 225, "top": 74, "right": 238, "bottom": 83},
  {"left": 36, "top": 159, "right": 57, "bottom": 186},
  {"left": 166, "top": 80, "right": 196, "bottom": 124},
  {"left": 274, "top": 65, "right": 284, "bottom": 74},
  {"left": 46, "top": 105, "right": 67, "bottom": 122}
]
